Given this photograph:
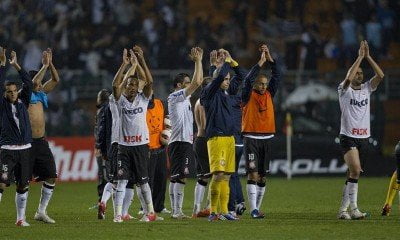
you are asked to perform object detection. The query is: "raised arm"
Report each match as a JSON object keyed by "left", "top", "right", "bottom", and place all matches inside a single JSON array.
[
  {"left": 10, "top": 51, "right": 32, "bottom": 106},
  {"left": 184, "top": 47, "right": 204, "bottom": 96},
  {"left": 242, "top": 50, "right": 266, "bottom": 103},
  {"left": 133, "top": 46, "right": 152, "bottom": 98},
  {"left": 364, "top": 41, "right": 384, "bottom": 90},
  {"left": 43, "top": 48, "right": 60, "bottom": 93},
  {"left": 263, "top": 45, "right": 280, "bottom": 97},
  {"left": 208, "top": 50, "right": 218, "bottom": 77},
  {"left": 341, "top": 41, "right": 365, "bottom": 90},
  {"left": 32, "top": 51, "right": 49, "bottom": 90},
  {"left": 133, "top": 45, "right": 153, "bottom": 85},
  {"left": 222, "top": 49, "right": 246, "bottom": 95},
  {"left": 0, "top": 46, "right": 6, "bottom": 94},
  {"left": 112, "top": 48, "right": 130, "bottom": 100},
  {"left": 116, "top": 50, "right": 138, "bottom": 100}
]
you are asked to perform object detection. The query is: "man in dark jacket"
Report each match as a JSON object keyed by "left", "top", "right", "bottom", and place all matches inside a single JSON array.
[
  {"left": 94, "top": 89, "right": 112, "bottom": 207},
  {"left": 0, "top": 47, "right": 33, "bottom": 227}
]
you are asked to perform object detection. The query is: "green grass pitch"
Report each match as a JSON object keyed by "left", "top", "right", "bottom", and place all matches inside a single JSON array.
[{"left": 0, "top": 177, "right": 399, "bottom": 240}]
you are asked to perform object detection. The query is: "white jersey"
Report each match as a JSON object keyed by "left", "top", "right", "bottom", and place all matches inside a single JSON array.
[
  {"left": 117, "top": 93, "right": 150, "bottom": 146},
  {"left": 167, "top": 89, "right": 193, "bottom": 144},
  {"left": 109, "top": 94, "right": 120, "bottom": 144},
  {"left": 338, "top": 80, "right": 376, "bottom": 138}
]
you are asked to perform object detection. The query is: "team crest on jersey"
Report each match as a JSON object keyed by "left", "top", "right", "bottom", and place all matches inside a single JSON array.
[
  {"left": 1, "top": 173, "right": 8, "bottom": 181},
  {"left": 184, "top": 167, "right": 189, "bottom": 175},
  {"left": 117, "top": 169, "right": 124, "bottom": 176},
  {"left": 249, "top": 161, "right": 256, "bottom": 169},
  {"left": 220, "top": 160, "right": 226, "bottom": 166}
]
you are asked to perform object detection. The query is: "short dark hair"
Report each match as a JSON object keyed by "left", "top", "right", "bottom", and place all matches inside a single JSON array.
[
  {"left": 173, "top": 73, "right": 190, "bottom": 88},
  {"left": 126, "top": 76, "right": 139, "bottom": 85},
  {"left": 97, "top": 89, "right": 110, "bottom": 103},
  {"left": 4, "top": 80, "right": 18, "bottom": 88},
  {"left": 202, "top": 77, "right": 212, "bottom": 88}
]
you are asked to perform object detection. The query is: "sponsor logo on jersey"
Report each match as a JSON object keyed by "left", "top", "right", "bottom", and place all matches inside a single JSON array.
[
  {"left": 123, "top": 135, "right": 143, "bottom": 143},
  {"left": 350, "top": 98, "right": 368, "bottom": 107},
  {"left": 122, "top": 107, "right": 143, "bottom": 115},
  {"left": 351, "top": 128, "right": 368, "bottom": 135}
]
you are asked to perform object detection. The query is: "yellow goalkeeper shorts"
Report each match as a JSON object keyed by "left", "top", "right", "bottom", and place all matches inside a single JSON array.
[{"left": 207, "top": 136, "right": 235, "bottom": 174}]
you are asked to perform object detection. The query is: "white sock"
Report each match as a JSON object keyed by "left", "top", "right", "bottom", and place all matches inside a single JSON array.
[
  {"left": 247, "top": 183, "right": 257, "bottom": 211},
  {"left": 339, "top": 182, "right": 350, "bottom": 212},
  {"left": 141, "top": 183, "right": 155, "bottom": 214},
  {"left": 122, "top": 187, "right": 134, "bottom": 216},
  {"left": 100, "top": 182, "right": 114, "bottom": 205},
  {"left": 112, "top": 185, "right": 116, "bottom": 218},
  {"left": 136, "top": 185, "right": 148, "bottom": 214},
  {"left": 348, "top": 182, "right": 358, "bottom": 210},
  {"left": 115, "top": 180, "right": 128, "bottom": 217},
  {"left": 38, "top": 182, "right": 55, "bottom": 214},
  {"left": 194, "top": 182, "right": 206, "bottom": 213},
  {"left": 16, "top": 191, "right": 29, "bottom": 221},
  {"left": 256, "top": 184, "right": 266, "bottom": 210},
  {"left": 174, "top": 182, "right": 185, "bottom": 214},
  {"left": 169, "top": 182, "right": 175, "bottom": 215}
]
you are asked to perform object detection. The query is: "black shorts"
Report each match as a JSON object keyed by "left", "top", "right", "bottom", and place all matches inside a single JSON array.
[
  {"left": 31, "top": 138, "right": 57, "bottom": 181},
  {"left": 106, "top": 143, "right": 119, "bottom": 181},
  {"left": 243, "top": 137, "right": 272, "bottom": 177},
  {"left": 193, "top": 136, "right": 211, "bottom": 178},
  {"left": 0, "top": 148, "right": 32, "bottom": 187},
  {"left": 168, "top": 141, "right": 194, "bottom": 181},
  {"left": 116, "top": 144, "right": 149, "bottom": 184},
  {"left": 339, "top": 134, "right": 368, "bottom": 155}
]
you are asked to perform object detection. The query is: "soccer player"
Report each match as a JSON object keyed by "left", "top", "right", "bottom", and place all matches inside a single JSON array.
[
  {"left": 28, "top": 49, "right": 60, "bottom": 224},
  {"left": 381, "top": 141, "right": 400, "bottom": 216},
  {"left": 192, "top": 77, "right": 212, "bottom": 218},
  {"left": 337, "top": 40, "right": 384, "bottom": 220},
  {"left": 112, "top": 48, "right": 156, "bottom": 223},
  {"left": 168, "top": 47, "right": 203, "bottom": 219},
  {"left": 0, "top": 48, "right": 33, "bottom": 226},
  {"left": 98, "top": 49, "right": 133, "bottom": 221},
  {"left": 241, "top": 44, "right": 280, "bottom": 218},
  {"left": 200, "top": 49, "right": 244, "bottom": 221}
]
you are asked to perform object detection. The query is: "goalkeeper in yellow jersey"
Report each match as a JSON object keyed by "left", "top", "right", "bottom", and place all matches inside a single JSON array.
[{"left": 382, "top": 141, "right": 400, "bottom": 216}]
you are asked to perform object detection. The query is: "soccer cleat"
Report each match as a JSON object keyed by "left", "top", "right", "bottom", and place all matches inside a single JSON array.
[
  {"left": 98, "top": 202, "right": 106, "bottom": 220},
  {"left": 161, "top": 208, "right": 171, "bottom": 214},
  {"left": 337, "top": 211, "right": 351, "bottom": 220},
  {"left": 221, "top": 213, "right": 239, "bottom": 221},
  {"left": 172, "top": 212, "right": 189, "bottom": 219},
  {"left": 250, "top": 209, "right": 265, "bottom": 219},
  {"left": 113, "top": 215, "right": 123, "bottom": 223},
  {"left": 34, "top": 212, "right": 56, "bottom": 224},
  {"left": 381, "top": 204, "right": 391, "bottom": 216},
  {"left": 122, "top": 214, "right": 136, "bottom": 221},
  {"left": 208, "top": 212, "right": 219, "bottom": 222},
  {"left": 16, "top": 220, "right": 30, "bottom": 227},
  {"left": 147, "top": 213, "right": 157, "bottom": 222},
  {"left": 155, "top": 215, "right": 164, "bottom": 221},
  {"left": 350, "top": 208, "right": 369, "bottom": 220},
  {"left": 196, "top": 208, "right": 210, "bottom": 217},
  {"left": 235, "top": 202, "right": 246, "bottom": 216},
  {"left": 139, "top": 215, "right": 150, "bottom": 222}
]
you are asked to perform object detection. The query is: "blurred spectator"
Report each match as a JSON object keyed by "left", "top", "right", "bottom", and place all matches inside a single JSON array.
[
  {"left": 376, "top": 0, "right": 396, "bottom": 57},
  {"left": 366, "top": 13, "right": 382, "bottom": 58},
  {"left": 340, "top": 13, "right": 358, "bottom": 64}
]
